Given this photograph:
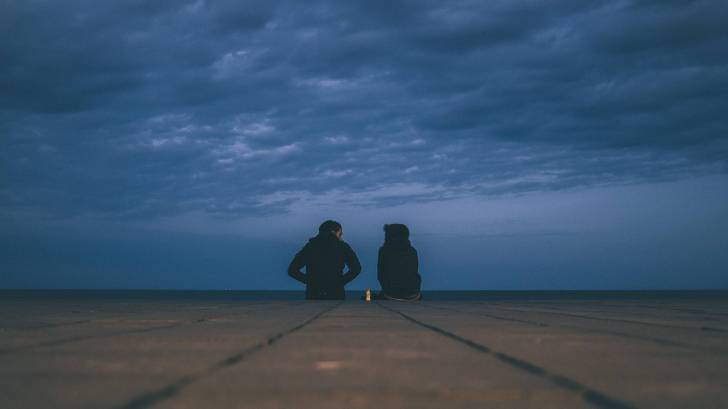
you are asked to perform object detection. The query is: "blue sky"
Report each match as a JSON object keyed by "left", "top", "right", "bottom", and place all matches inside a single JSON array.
[{"left": 1, "top": 0, "right": 727, "bottom": 290}]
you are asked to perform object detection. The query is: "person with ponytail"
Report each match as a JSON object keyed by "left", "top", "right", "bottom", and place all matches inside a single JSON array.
[{"left": 377, "top": 223, "right": 422, "bottom": 301}]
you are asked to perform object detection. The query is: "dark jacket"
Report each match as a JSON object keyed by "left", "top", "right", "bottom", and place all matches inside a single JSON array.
[
  {"left": 377, "top": 238, "right": 421, "bottom": 298},
  {"left": 288, "top": 232, "right": 361, "bottom": 300}
]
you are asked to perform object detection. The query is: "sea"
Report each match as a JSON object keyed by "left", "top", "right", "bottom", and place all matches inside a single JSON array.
[{"left": 1, "top": 289, "right": 726, "bottom": 301}]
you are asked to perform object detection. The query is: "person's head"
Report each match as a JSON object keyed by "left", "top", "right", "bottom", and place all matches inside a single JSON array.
[
  {"left": 319, "top": 220, "right": 343, "bottom": 240},
  {"left": 383, "top": 223, "right": 409, "bottom": 243}
]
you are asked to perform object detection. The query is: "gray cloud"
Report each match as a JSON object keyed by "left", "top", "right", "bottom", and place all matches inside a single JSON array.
[{"left": 1, "top": 0, "right": 727, "bottom": 219}]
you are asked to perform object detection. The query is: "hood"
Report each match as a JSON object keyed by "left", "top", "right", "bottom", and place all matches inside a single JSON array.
[
  {"left": 383, "top": 237, "right": 411, "bottom": 250},
  {"left": 309, "top": 231, "right": 339, "bottom": 245}
]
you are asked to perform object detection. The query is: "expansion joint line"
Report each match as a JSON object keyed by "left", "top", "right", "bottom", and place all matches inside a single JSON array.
[
  {"left": 480, "top": 303, "right": 728, "bottom": 332},
  {"left": 116, "top": 301, "right": 342, "bottom": 409},
  {"left": 0, "top": 301, "right": 308, "bottom": 356},
  {"left": 411, "top": 301, "right": 706, "bottom": 352},
  {"left": 375, "top": 301, "right": 638, "bottom": 409}
]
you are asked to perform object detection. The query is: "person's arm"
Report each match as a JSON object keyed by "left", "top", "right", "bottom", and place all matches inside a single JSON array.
[
  {"left": 287, "top": 243, "right": 310, "bottom": 284},
  {"left": 377, "top": 247, "right": 385, "bottom": 288},
  {"left": 412, "top": 248, "right": 422, "bottom": 289},
  {"left": 341, "top": 243, "right": 362, "bottom": 285}
]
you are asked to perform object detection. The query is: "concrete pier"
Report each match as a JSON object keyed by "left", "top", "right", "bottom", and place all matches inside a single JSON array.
[{"left": 1, "top": 297, "right": 727, "bottom": 408}]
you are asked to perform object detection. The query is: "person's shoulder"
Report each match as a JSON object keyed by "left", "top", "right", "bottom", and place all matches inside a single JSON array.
[
  {"left": 300, "top": 238, "right": 316, "bottom": 250},
  {"left": 340, "top": 240, "right": 360, "bottom": 255}
]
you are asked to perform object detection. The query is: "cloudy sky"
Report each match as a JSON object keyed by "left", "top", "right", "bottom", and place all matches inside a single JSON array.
[{"left": 1, "top": 0, "right": 727, "bottom": 290}]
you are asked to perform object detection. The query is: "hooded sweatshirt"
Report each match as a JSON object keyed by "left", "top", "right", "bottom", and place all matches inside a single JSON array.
[
  {"left": 377, "top": 236, "right": 421, "bottom": 298},
  {"left": 288, "top": 231, "right": 361, "bottom": 300}
]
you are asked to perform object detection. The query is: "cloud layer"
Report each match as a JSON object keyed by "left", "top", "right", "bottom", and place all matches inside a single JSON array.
[{"left": 2, "top": 0, "right": 727, "bottom": 219}]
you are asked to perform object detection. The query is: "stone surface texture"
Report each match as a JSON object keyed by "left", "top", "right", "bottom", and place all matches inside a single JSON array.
[{"left": 1, "top": 297, "right": 727, "bottom": 409}]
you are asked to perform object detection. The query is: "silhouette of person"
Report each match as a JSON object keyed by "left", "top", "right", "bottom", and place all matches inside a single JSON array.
[
  {"left": 377, "top": 224, "right": 422, "bottom": 301},
  {"left": 288, "top": 220, "right": 362, "bottom": 300}
]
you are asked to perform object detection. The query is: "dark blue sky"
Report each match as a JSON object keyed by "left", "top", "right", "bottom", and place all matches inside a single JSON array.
[{"left": 1, "top": 0, "right": 727, "bottom": 290}]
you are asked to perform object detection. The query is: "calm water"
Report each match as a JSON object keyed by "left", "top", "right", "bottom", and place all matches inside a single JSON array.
[{"left": 1, "top": 289, "right": 726, "bottom": 301}]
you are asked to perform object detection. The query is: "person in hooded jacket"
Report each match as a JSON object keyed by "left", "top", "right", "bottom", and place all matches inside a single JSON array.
[
  {"left": 377, "top": 223, "right": 422, "bottom": 301},
  {"left": 288, "top": 220, "right": 361, "bottom": 300}
]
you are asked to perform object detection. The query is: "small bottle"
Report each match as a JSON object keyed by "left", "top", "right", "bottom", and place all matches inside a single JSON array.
[{"left": 365, "top": 288, "right": 372, "bottom": 302}]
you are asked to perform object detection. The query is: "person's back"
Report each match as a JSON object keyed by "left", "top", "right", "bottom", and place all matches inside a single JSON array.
[
  {"left": 377, "top": 224, "right": 422, "bottom": 300},
  {"left": 288, "top": 220, "right": 361, "bottom": 300}
]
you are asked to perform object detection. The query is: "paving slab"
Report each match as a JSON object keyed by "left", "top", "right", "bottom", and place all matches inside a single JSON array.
[
  {"left": 387, "top": 301, "right": 728, "bottom": 409},
  {"left": 152, "top": 302, "right": 584, "bottom": 409},
  {"left": 1, "top": 297, "right": 727, "bottom": 409}
]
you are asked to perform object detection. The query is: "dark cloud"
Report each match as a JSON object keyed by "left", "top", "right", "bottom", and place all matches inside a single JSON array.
[{"left": 1, "top": 0, "right": 727, "bottom": 219}]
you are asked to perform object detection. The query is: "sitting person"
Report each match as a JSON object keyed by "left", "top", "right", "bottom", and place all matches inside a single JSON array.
[
  {"left": 377, "top": 223, "right": 422, "bottom": 301},
  {"left": 288, "top": 220, "right": 361, "bottom": 300}
]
